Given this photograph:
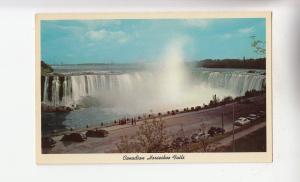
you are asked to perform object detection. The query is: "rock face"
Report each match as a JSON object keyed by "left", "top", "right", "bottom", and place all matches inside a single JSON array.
[
  {"left": 42, "top": 137, "right": 56, "bottom": 148},
  {"left": 41, "top": 104, "right": 74, "bottom": 113},
  {"left": 41, "top": 61, "right": 53, "bottom": 76}
]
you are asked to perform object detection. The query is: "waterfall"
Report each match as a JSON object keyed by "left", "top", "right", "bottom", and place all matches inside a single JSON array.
[
  {"left": 42, "top": 70, "right": 265, "bottom": 107},
  {"left": 51, "top": 76, "right": 60, "bottom": 106},
  {"left": 62, "top": 76, "right": 72, "bottom": 106},
  {"left": 42, "top": 73, "right": 144, "bottom": 106},
  {"left": 43, "top": 76, "right": 49, "bottom": 104},
  {"left": 195, "top": 71, "right": 265, "bottom": 96}
]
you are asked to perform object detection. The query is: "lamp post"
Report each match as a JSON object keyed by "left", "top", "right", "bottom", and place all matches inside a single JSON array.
[
  {"left": 232, "top": 103, "right": 235, "bottom": 152},
  {"left": 221, "top": 112, "right": 224, "bottom": 134}
]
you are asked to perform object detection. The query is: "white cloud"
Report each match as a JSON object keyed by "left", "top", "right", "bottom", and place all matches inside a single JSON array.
[
  {"left": 238, "top": 27, "right": 255, "bottom": 34},
  {"left": 219, "top": 27, "right": 255, "bottom": 39},
  {"left": 86, "top": 30, "right": 106, "bottom": 40},
  {"left": 85, "top": 29, "right": 129, "bottom": 43},
  {"left": 80, "top": 20, "right": 121, "bottom": 30},
  {"left": 215, "top": 33, "right": 232, "bottom": 40},
  {"left": 222, "top": 33, "right": 233, "bottom": 39},
  {"left": 184, "top": 20, "right": 210, "bottom": 28}
]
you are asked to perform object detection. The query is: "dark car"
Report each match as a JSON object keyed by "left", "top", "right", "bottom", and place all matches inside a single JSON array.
[
  {"left": 86, "top": 129, "right": 109, "bottom": 137},
  {"left": 174, "top": 137, "right": 184, "bottom": 143},
  {"left": 61, "top": 132, "right": 87, "bottom": 142},
  {"left": 208, "top": 127, "right": 225, "bottom": 137},
  {"left": 42, "top": 137, "right": 56, "bottom": 148},
  {"left": 258, "top": 111, "right": 266, "bottom": 118},
  {"left": 183, "top": 137, "right": 190, "bottom": 145},
  {"left": 171, "top": 137, "right": 184, "bottom": 148},
  {"left": 191, "top": 133, "right": 200, "bottom": 143},
  {"left": 208, "top": 127, "right": 217, "bottom": 137},
  {"left": 215, "top": 127, "right": 225, "bottom": 134},
  {"left": 171, "top": 137, "right": 190, "bottom": 148}
]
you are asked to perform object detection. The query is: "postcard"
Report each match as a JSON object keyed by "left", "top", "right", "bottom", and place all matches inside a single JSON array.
[{"left": 35, "top": 12, "right": 272, "bottom": 164}]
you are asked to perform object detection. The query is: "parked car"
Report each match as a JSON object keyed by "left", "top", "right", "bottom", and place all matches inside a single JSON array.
[
  {"left": 201, "top": 133, "right": 210, "bottom": 139},
  {"left": 190, "top": 133, "right": 199, "bottom": 143},
  {"left": 258, "top": 111, "right": 266, "bottom": 117},
  {"left": 171, "top": 137, "right": 189, "bottom": 148},
  {"left": 190, "top": 132, "right": 202, "bottom": 142},
  {"left": 234, "top": 121, "right": 243, "bottom": 126},
  {"left": 42, "top": 137, "right": 56, "bottom": 148},
  {"left": 183, "top": 137, "right": 190, "bottom": 145},
  {"left": 208, "top": 127, "right": 225, "bottom": 137},
  {"left": 86, "top": 129, "right": 109, "bottom": 137},
  {"left": 208, "top": 127, "right": 217, "bottom": 137},
  {"left": 191, "top": 132, "right": 206, "bottom": 143},
  {"left": 61, "top": 132, "right": 87, "bottom": 142},
  {"left": 215, "top": 127, "right": 225, "bottom": 134},
  {"left": 172, "top": 137, "right": 184, "bottom": 148},
  {"left": 208, "top": 127, "right": 216, "bottom": 137},
  {"left": 247, "top": 114, "right": 258, "bottom": 121},
  {"left": 234, "top": 117, "right": 251, "bottom": 126}
]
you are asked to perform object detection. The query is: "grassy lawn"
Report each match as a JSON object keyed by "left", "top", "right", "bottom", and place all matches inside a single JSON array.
[
  {"left": 168, "top": 118, "right": 266, "bottom": 153},
  {"left": 215, "top": 126, "right": 266, "bottom": 152}
]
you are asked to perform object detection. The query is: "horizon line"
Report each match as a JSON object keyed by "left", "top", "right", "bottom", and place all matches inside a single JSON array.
[{"left": 44, "top": 57, "right": 266, "bottom": 66}]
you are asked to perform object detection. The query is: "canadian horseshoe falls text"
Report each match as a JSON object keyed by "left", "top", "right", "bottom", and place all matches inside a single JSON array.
[{"left": 41, "top": 38, "right": 266, "bottom": 118}]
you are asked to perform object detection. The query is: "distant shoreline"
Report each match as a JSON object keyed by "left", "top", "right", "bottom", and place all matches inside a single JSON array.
[
  {"left": 195, "top": 58, "right": 266, "bottom": 69},
  {"left": 44, "top": 57, "right": 266, "bottom": 70}
]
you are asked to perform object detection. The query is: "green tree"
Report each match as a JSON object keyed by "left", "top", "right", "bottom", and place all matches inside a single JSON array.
[
  {"left": 41, "top": 61, "right": 53, "bottom": 76},
  {"left": 250, "top": 35, "right": 266, "bottom": 56},
  {"left": 116, "top": 118, "right": 169, "bottom": 153}
]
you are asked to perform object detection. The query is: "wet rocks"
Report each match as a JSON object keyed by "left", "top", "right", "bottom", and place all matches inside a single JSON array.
[
  {"left": 41, "top": 104, "right": 74, "bottom": 113},
  {"left": 42, "top": 137, "right": 56, "bottom": 148}
]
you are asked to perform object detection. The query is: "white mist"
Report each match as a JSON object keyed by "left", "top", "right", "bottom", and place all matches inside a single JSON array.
[{"left": 158, "top": 39, "right": 189, "bottom": 106}]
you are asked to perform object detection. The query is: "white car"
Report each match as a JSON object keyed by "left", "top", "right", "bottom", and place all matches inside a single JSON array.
[
  {"left": 191, "top": 132, "right": 206, "bottom": 142},
  {"left": 247, "top": 114, "right": 258, "bottom": 121},
  {"left": 234, "top": 117, "right": 251, "bottom": 126},
  {"left": 258, "top": 111, "right": 266, "bottom": 118}
]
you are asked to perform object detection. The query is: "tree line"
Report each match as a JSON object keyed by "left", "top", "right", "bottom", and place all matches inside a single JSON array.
[{"left": 196, "top": 58, "right": 266, "bottom": 69}]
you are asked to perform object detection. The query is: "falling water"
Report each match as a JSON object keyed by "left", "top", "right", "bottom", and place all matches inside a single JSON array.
[
  {"left": 51, "top": 76, "right": 60, "bottom": 106},
  {"left": 43, "top": 76, "right": 49, "bottom": 103},
  {"left": 196, "top": 71, "right": 266, "bottom": 96},
  {"left": 42, "top": 70, "right": 264, "bottom": 108},
  {"left": 41, "top": 39, "right": 265, "bottom": 113}
]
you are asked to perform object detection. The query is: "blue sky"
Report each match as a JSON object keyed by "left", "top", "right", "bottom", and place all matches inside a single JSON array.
[{"left": 41, "top": 18, "right": 266, "bottom": 65}]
